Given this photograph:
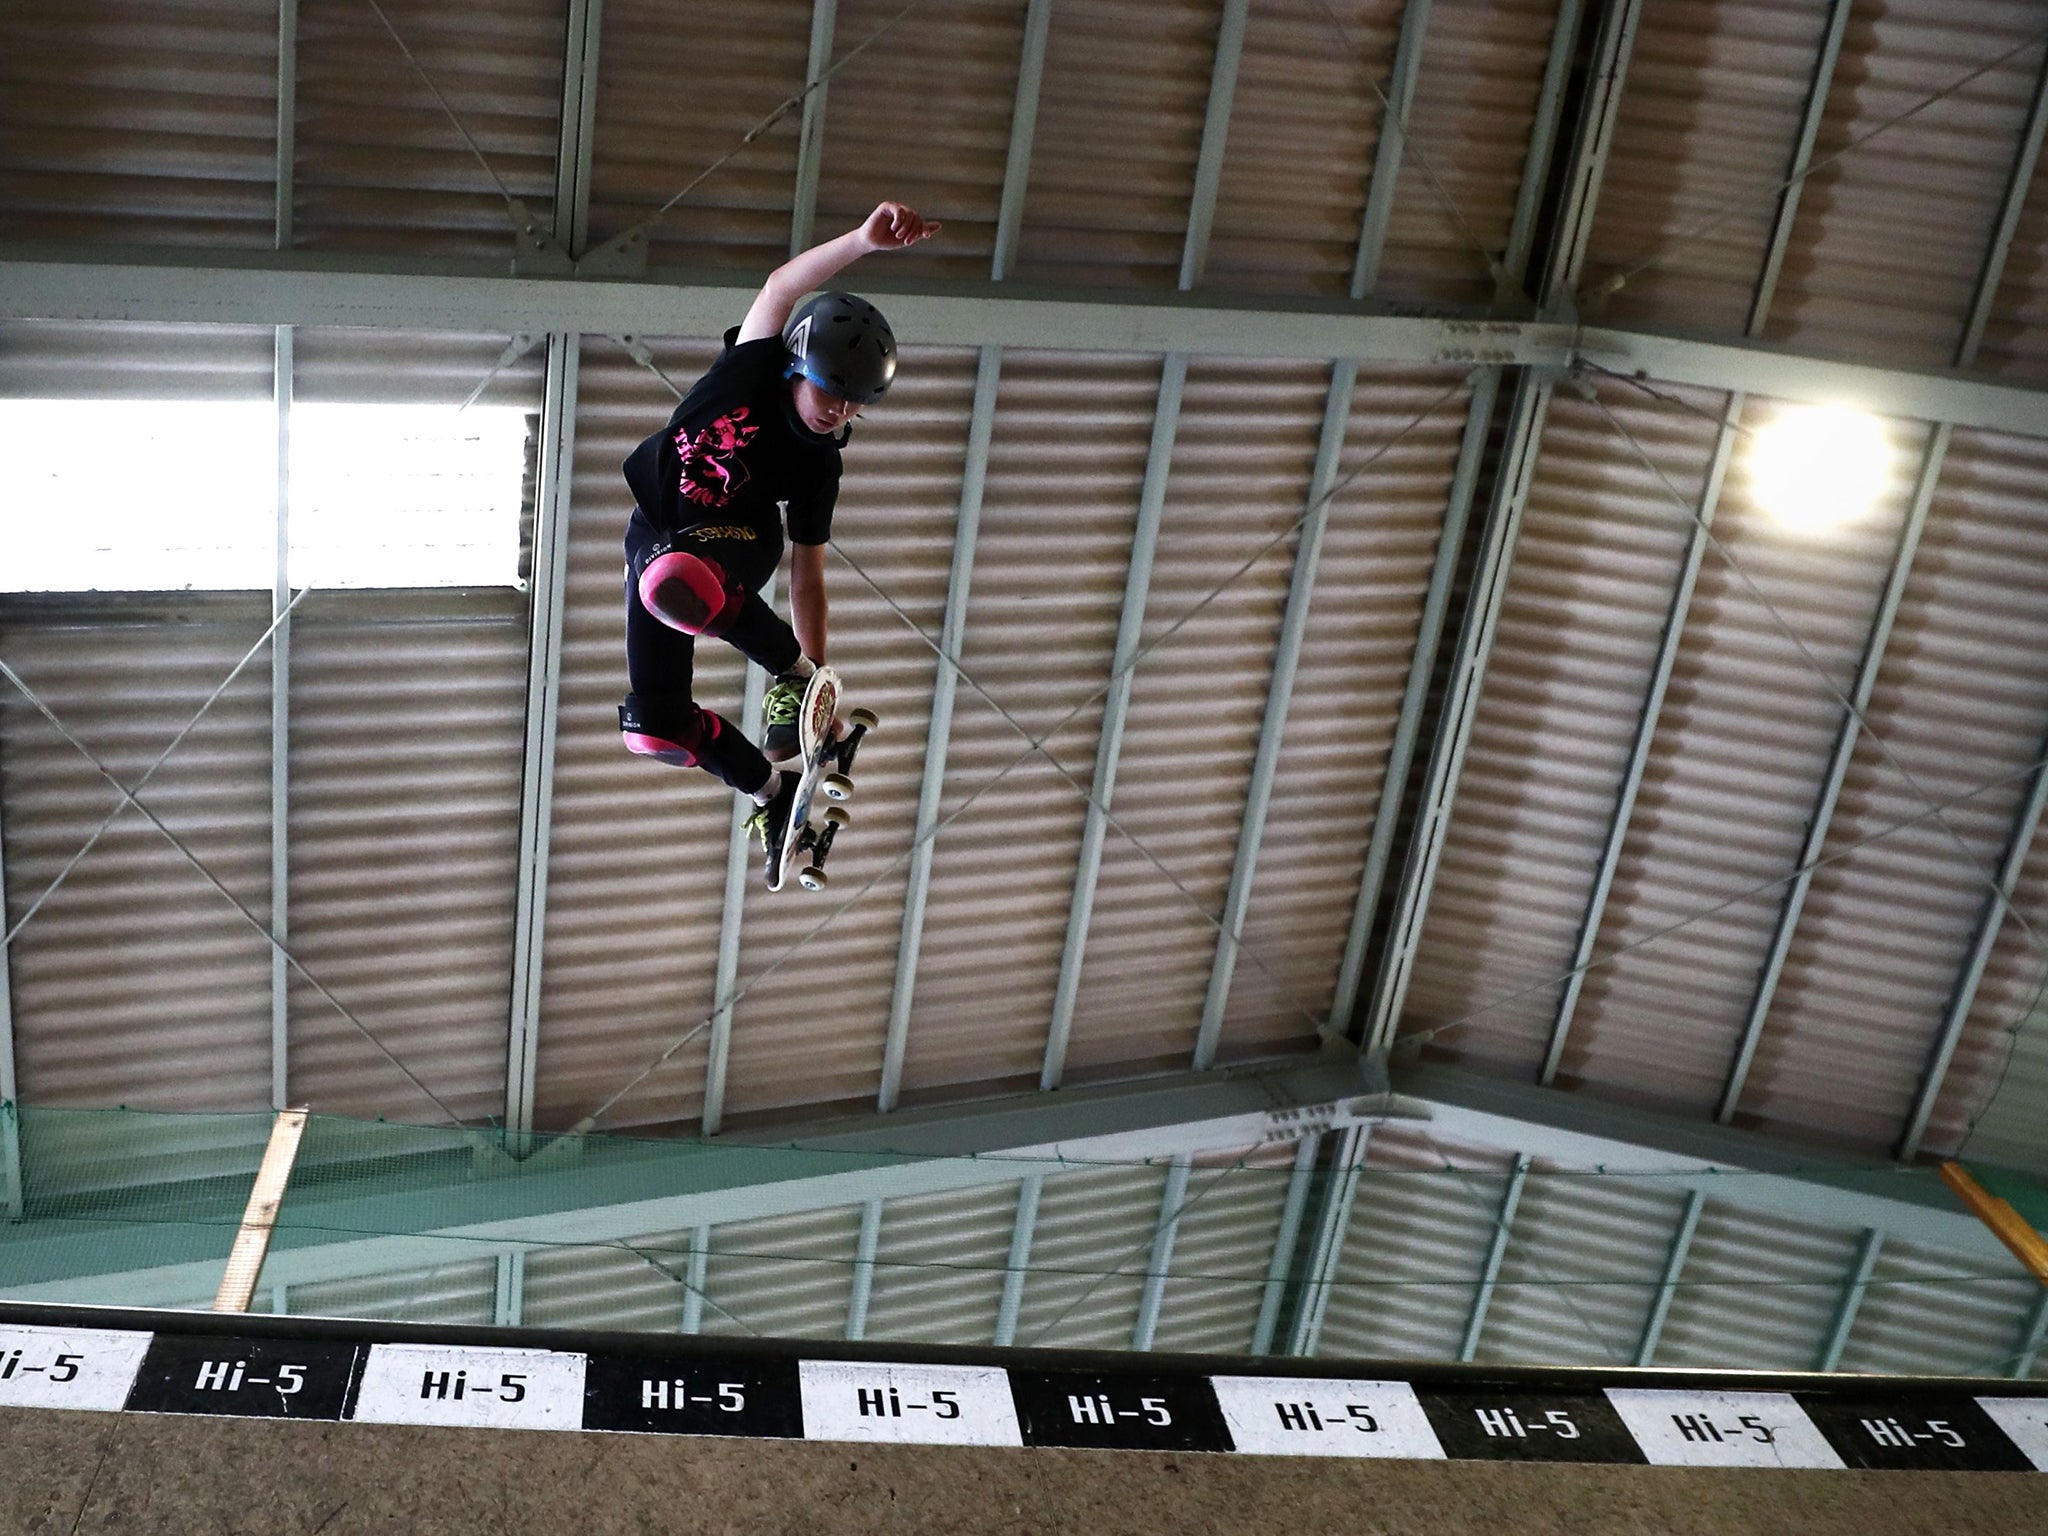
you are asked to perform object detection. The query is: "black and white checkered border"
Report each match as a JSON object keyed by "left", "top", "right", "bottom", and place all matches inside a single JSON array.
[{"left": 3, "top": 1320, "right": 2046, "bottom": 1471}]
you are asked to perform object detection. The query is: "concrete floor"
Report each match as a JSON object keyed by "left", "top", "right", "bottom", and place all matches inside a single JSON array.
[{"left": 4, "top": 1406, "right": 2047, "bottom": 1535}]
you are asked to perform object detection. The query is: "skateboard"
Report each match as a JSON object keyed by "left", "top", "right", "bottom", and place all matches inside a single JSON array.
[{"left": 771, "top": 665, "right": 878, "bottom": 893}]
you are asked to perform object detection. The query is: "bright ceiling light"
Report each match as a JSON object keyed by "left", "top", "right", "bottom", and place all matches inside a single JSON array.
[{"left": 1746, "top": 403, "right": 1892, "bottom": 534}]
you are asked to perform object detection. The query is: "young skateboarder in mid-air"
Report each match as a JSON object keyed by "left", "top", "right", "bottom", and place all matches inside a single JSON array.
[{"left": 618, "top": 200, "right": 939, "bottom": 879}]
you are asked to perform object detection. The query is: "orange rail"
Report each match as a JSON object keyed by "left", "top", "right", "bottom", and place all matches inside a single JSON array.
[{"left": 1940, "top": 1161, "right": 2048, "bottom": 1287}]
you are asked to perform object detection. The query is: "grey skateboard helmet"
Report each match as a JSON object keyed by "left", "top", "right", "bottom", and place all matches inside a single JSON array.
[{"left": 783, "top": 292, "right": 897, "bottom": 404}]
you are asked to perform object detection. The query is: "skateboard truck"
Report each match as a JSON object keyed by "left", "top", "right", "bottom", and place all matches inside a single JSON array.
[
  {"left": 773, "top": 666, "right": 879, "bottom": 893},
  {"left": 793, "top": 708, "right": 877, "bottom": 890}
]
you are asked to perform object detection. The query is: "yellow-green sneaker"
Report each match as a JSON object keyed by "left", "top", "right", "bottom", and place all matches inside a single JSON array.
[
  {"left": 760, "top": 672, "right": 806, "bottom": 761},
  {"left": 745, "top": 771, "right": 799, "bottom": 889}
]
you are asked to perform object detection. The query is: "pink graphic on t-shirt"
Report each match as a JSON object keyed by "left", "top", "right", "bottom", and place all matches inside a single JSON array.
[{"left": 675, "top": 408, "right": 759, "bottom": 506}]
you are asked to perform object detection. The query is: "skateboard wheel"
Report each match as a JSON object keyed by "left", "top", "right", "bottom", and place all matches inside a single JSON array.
[
  {"left": 822, "top": 772, "right": 854, "bottom": 801},
  {"left": 824, "top": 806, "right": 851, "bottom": 826},
  {"left": 799, "top": 865, "right": 828, "bottom": 891},
  {"left": 849, "top": 707, "right": 879, "bottom": 731}
]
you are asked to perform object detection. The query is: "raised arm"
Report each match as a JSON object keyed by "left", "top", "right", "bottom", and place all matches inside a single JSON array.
[{"left": 736, "top": 201, "right": 941, "bottom": 344}]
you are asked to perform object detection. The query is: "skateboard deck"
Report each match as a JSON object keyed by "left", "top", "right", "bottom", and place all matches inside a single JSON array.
[{"left": 771, "top": 666, "right": 877, "bottom": 892}]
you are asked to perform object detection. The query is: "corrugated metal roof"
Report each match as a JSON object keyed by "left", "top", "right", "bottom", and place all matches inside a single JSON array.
[
  {"left": 1008, "top": 0, "right": 1217, "bottom": 290},
  {"left": 522, "top": 1232, "right": 693, "bottom": 1334},
  {"left": 1405, "top": 381, "right": 1710, "bottom": 1077},
  {"left": 1833, "top": 1232, "right": 2045, "bottom": 1377},
  {"left": 1201, "top": 0, "right": 1401, "bottom": 297},
  {"left": 284, "top": 596, "right": 526, "bottom": 1123},
  {"left": 1063, "top": 357, "right": 1326, "bottom": 1075},
  {"left": 0, "top": 0, "right": 279, "bottom": 249},
  {"left": 292, "top": 0, "right": 566, "bottom": 256},
  {"left": 1476, "top": 1161, "right": 1675, "bottom": 1367},
  {"left": 1766, "top": 1, "right": 2046, "bottom": 368},
  {"left": 1565, "top": 400, "right": 1930, "bottom": 1127},
  {"left": 813, "top": 0, "right": 1028, "bottom": 282},
  {"left": 7, "top": 0, "right": 2048, "bottom": 1372},
  {"left": 1748, "top": 426, "right": 2048, "bottom": 1149},
  {"left": 1585, "top": 0, "right": 1836, "bottom": 332},
  {"left": 1378, "top": 0, "right": 1561, "bottom": 304},
  {"left": 898, "top": 352, "right": 1159, "bottom": 1096},
  {"left": 587, "top": 0, "right": 811, "bottom": 271},
  {"left": 1224, "top": 368, "right": 1474, "bottom": 1055}
]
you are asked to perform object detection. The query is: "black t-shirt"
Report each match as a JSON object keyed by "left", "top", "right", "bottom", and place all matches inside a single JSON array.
[{"left": 622, "top": 327, "right": 845, "bottom": 575}]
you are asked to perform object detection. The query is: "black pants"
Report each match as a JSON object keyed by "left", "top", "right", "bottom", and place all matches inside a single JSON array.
[{"left": 620, "top": 522, "right": 802, "bottom": 792}]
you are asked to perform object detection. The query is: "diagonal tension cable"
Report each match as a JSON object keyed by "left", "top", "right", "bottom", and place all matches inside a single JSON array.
[
  {"left": 0, "top": 651, "right": 466, "bottom": 1127},
  {"left": 2, "top": 586, "right": 310, "bottom": 957}
]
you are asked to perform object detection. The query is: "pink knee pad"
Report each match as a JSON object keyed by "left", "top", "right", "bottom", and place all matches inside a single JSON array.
[
  {"left": 620, "top": 699, "right": 721, "bottom": 767},
  {"left": 638, "top": 550, "right": 740, "bottom": 636},
  {"left": 622, "top": 730, "right": 700, "bottom": 768}
]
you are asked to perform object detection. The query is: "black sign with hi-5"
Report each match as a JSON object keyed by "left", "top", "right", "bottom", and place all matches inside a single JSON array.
[
  {"left": 1795, "top": 1393, "right": 2039, "bottom": 1473},
  {"left": 1415, "top": 1386, "right": 1646, "bottom": 1464},
  {"left": 581, "top": 1351, "right": 802, "bottom": 1439},
  {"left": 1006, "top": 1370, "right": 1233, "bottom": 1452},
  {"left": 126, "top": 1334, "right": 362, "bottom": 1421}
]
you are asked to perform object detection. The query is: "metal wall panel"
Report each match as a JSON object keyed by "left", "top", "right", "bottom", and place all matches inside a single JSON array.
[
  {"left": 698, "top": 1202, "right": 862, "bottom": 1340},
  {"left": 1475, "top": 1164, "right": 1675, "bottom": 1366},
  {"left": 521, "top": 1231, "right": 693, "bottom": 1333},
  {"left": 1834, "top": 1233, "right": 2045, "bottom": 1378},
  {"left": 0, "top": 609, "right": 274, "bottom": 1110},
  {"left": 290, "top": 327, "right": 547, "bottom": 407},
  {"left": 0, "top": 0, "right": 278, "bottom": 248},
  {"left": 898, "top": 354, "right": 1157, "bottom": 1098},
  {"left": 532, "top": 338, "right": 730, "bottom": 1134},
  {"left": 720, "top": 348, "right": 977, "bottom": 1121},
  {"left": 1404, "top": 383, "right": 1706, "bottom": 1075},
  {"left": 0, "top": 319, "right": 273, "bottom": 400},
  {"left": 1651, "top": 1202, "right": 1860, "bottom": 1371},
  {"left": 1149, "top": 1139, "right": 1299, "bottom": 1357},
  {"left": 288, "top": 1257, "right": 498, "bottom": 1325},
  {"left": 1225, "top": 369, "right": 1471, "bottom": 1054},
  {"left": 1317, "top": 1126, "right": 1514, "bottom": 1363},
  {"left": 1201, "top": 0, "right": 1402, "bottom": 297},
  {"left": 1769, "top": 1, "right": 2046, "bottom": 367},
  {"left": 1063, "top": 358, "right": 1325, "bottom": 1077},
  {"left": 284, "top": 597, "right": 525, "bottom": 1123},
  {"left": 292, "top": 0, "right": 566, "bottom": 256},
  {"left": 813, "top": 0, "right": 1030, "bottom": 283},
  {"left": 1747, "top": 429, "right": 2048, "bottom": 1148},
  {"left": 587, "top": 0, "right": 812, "bottom": 271},
  {"left": 862, "top": 1181, "right": 1019, "bottom": 1345},
  {"left": 1584, "top": 0, "right": 1835, "bottom": 333},
  {"left": 1008, "top": 0, "right": 1218, "bottom": 290},
  {"left": 1561, "top": 401, "right": 1928, "bottom": 1121},
  {"left": 1377, "top": 0, "right": 1562, "bottom": 305},
  {"left": 1011, "top": 1160, "right": 1167, "bottom": 1351}
]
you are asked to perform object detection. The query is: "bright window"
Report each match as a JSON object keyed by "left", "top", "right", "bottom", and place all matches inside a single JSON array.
[{"left": 0, "top": 399, "right": 529, "bottom": 592}]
